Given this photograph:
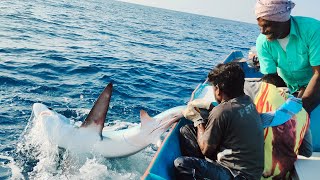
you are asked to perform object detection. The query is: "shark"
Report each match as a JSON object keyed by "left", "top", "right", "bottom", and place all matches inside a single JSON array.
[
  {"left": 32, "top": 83, "right": 184, "bottom": 158},
  {"left": 32, "top": 81, "right": 301, "bottom": 158}
]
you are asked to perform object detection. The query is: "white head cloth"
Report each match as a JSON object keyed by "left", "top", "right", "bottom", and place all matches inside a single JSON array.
[{"left": 255, "top": 0, "right": 295, "bottom": 22}]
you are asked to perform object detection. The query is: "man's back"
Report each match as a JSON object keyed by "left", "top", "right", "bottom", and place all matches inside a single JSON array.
[{"left": 204, "top": 95, "right": 264, "bottom": 179}]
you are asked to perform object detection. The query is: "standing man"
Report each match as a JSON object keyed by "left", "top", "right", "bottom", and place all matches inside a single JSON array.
[
  {"left": 255, "top": 0, "right": 320, "bottom": 150},
  {"left": 174, "top": 63, "right": 264, "bottom": 180}
]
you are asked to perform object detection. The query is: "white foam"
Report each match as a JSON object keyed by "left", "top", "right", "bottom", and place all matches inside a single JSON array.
[
  {"left": 14, "top": 112, "right": 155, "bottom": 179},
  {"left": 0, "top": 155, "right": 24, "bottom": 180}
]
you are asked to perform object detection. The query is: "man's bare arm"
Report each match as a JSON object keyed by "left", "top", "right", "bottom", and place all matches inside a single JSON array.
[
  {"left": 196, "top": 124, "right": 217, "bottom": 159},
  {"left": 302, "top": 66, "right": 320, "bottom": 113}
]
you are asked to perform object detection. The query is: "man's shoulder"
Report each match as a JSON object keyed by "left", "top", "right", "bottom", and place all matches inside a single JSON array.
[
  {"left": 209, "top": 96, "right": 259, "bottom": 122},
  {"left": 209, "top": 102, "right": 233, "bottom": 118},
  {"left": 293, "top": 16, "right": 320, "bottom": 25},
  {"left": 212, "top": 102, "right": 231, "bottom": 113},
  {"left": 292, "top": 16, "right": 320, "bottom": 34},
  {"left": 212, "top": 96, "right": 252, "bottom": 114}
]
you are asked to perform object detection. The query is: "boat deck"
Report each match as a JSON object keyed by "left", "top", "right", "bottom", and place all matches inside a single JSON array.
[{"left": 293, "top": 153, "right": 320, "bottom": 179}]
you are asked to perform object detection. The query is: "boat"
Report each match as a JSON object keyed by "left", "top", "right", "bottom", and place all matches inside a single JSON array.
[{"left": 142, "top": 50, "right": 320, "bottom": 180}]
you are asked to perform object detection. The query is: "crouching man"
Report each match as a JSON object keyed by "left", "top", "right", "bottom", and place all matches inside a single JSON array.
[{"left": 174, "top": 63, "right": 264, "bottom": 180}]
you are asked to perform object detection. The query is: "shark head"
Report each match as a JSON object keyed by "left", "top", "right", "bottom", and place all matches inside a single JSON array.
[
  {"left": 33, "top": 103, "right": 70, "bottom": 126},
  {"left": 32, "top": 103, "right": 73, "bottom": 144},
  {"left": 33, "top": 103, "right": 70, "bottom": 125}
]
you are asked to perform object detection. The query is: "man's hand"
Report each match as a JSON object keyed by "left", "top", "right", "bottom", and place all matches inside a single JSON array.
[
  {"left": 297, "top": 87, "right": 306, "bottom": 98},
  {"left": 182, "top": 102, "right": 202, "bottom": 122},
  {"left": 182, "top": 99, "right": 212, "bottom": 122},
  {"left": 189, "top": 99, "right": 212, "bottom": 110}
]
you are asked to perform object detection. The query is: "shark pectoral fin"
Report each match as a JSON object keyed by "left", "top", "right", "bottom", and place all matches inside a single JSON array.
[
  {"left": 140, "top": 110, "right": 154, "bottom": 129},
  {"left": 80, "top": 83, "right": 113, "bottom": 137}
]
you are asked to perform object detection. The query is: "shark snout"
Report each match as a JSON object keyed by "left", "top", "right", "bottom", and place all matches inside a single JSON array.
[{"left": 33, "top": 103, "right": 50, "bottom": 118}]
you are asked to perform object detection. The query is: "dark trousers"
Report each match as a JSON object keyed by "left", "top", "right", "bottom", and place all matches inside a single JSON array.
[
  {"left": 174, "top": 156, "right": 234, "bottom": 180},
  {"left": 174, "top": 124, "right": 238, "bottom": 180}
]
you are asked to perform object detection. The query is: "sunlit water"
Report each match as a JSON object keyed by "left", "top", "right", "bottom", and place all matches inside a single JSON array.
[{"left": 0, "top": 0, "right": 259, "bottom": 179}]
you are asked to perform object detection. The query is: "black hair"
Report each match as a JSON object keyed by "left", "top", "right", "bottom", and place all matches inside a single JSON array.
[
  {"left": 207, "top": 62, "right": 245, "bottom": 98},
  {"left": 261, "top": 74, "right": 286, "bottom": 87}
]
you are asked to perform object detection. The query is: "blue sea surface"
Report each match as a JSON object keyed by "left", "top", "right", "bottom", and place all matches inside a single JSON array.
[{"left": 0, "top": 0, "right": 259, "bottom": 179}]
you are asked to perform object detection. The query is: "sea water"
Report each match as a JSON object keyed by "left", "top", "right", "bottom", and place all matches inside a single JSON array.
[{"left": 0, "top": 0, "right": 259, "bottom": 179}]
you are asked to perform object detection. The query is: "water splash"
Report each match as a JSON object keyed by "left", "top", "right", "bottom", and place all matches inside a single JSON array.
[
  {"left": 0, "top": 154, "right": 24, "bottom": 180},
  {"left": 12, "top": 110, "right": 153, "bottom": 179}
]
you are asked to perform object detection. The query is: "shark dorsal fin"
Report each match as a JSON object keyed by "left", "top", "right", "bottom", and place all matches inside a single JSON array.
[
  {"left": 140, "top": 110, "right": 154, "bottom": 129},
  {"left": 80, "top": 83, "right": 113, "bottom": 138}
]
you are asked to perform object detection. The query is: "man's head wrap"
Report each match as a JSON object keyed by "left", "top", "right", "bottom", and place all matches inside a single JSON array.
[{"left": 255, "top": 0, "right": 295, "bottom": 22}]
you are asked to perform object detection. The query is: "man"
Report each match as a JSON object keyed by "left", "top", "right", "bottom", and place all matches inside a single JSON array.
[
  {"left": 174, "top": 63, "right": 264, "bottom": 180},
  {"left": 255, "top": 0, "right": 320, "bottom": 150}
]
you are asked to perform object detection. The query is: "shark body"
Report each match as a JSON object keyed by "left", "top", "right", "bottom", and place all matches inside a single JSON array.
[{"left": 32, "top": 83, "right": 184, "bottom": 157}]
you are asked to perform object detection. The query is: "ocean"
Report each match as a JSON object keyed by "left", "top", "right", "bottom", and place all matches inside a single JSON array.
[{"left": 0, "top": 0, "right": 259, "bottom": 179}]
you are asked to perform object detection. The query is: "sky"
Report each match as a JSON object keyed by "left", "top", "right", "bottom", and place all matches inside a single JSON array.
[{"left": 119, "top": 0, "right": 319, "bottom": 24}]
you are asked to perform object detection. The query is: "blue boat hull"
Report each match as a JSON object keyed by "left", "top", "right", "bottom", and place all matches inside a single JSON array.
[{"left": 142, "top": 119, "right": 191, "bottom": 180}]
